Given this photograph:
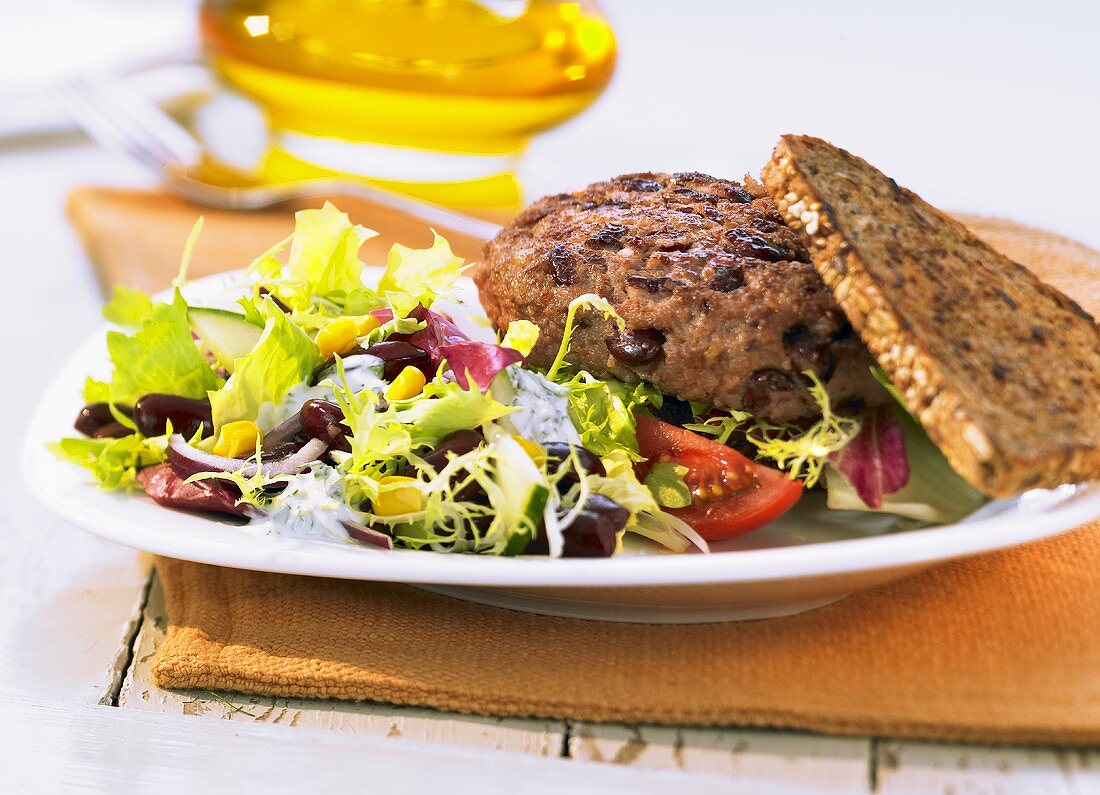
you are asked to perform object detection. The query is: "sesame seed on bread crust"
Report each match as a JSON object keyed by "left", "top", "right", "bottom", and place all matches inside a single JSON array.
[{"left": 762, "top": 134, "right": 1100, "bottom": 497}]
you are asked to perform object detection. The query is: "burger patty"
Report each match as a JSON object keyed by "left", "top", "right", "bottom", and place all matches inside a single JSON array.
[{"left": 474, "top": 172, "right": 886, "bottom": 422}]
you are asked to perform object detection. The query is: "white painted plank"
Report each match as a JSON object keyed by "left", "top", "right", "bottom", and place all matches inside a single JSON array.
[
  {"left": 119, "top": 574, "right": 565, "bottom": 755},
  {"left": 875, "top": 740, "right": 1100, "bottom": 795},
  {"left": 570, "top": 721, "right": 872, "bottom": 792},
  {"left": 3, "top": 137, "right": 155, "bottom": 706},
  {"left": 0, "top": 693, "right": 739, "bottom": 795},
  {"left": 0, "top": 477, "right": 151, "bottom": 705}
]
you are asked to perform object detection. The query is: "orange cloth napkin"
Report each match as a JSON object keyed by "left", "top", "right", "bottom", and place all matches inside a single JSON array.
[{"left": 68, "top": 187, "right": 1100, "bottom": 745}]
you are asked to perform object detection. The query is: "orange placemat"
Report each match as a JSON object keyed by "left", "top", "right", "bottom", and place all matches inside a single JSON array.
[{"left": 69, "top": 187, "right": 1100, "bottom": 745}]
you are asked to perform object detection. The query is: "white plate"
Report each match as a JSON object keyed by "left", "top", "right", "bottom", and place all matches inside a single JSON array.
[{"left": 24, "top": 273, "right": 1100, "bottom": 622}]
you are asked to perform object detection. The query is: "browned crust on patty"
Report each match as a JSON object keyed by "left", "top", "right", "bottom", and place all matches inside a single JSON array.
[
  {"left": 762, "top": 134, "right": 1100, "bottom": 497},
  {"left": 474, "top": 172, "right": 886, "bottom": 422}
]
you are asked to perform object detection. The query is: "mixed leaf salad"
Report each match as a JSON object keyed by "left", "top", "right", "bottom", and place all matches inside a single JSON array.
[{"left": 52, "top": 203, "right": 985, "bottom": 558}]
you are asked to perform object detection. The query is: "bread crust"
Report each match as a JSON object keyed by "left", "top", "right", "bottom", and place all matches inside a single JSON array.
[{"left": 762, "top": 135, "right": 1100, "bottom": 497}]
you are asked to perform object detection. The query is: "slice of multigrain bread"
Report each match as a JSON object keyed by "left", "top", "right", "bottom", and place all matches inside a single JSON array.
[{"left": 762, "top": 135, "right": 1100, "bottom": 497}]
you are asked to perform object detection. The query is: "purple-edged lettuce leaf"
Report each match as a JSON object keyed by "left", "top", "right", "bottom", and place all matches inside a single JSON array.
[
  {"left": 830, "top": 407, "right": 909, "bottom": 508},
  {"left": 439, "top": 341, "right": 524, "bottom": 392}
]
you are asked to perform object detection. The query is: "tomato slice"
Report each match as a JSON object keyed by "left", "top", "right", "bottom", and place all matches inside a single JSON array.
[{"left": 635, "top": 415, "right": 802, "bottom": 541}]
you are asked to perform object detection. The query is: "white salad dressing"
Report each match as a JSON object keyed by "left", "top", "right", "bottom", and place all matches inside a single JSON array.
[
  {"left": 496, "top": 367, "right": 580, "bottom": 445},
  {"left": 255, "top": 355, "right": 385, "bottom": 430},
  {"left": 243, "top": 465, "right": 358, "bottom": 542}
]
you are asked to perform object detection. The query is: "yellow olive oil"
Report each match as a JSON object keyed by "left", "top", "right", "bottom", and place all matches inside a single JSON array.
[{"left": 199, "top": 0, "right": 616, "bottom": 161}]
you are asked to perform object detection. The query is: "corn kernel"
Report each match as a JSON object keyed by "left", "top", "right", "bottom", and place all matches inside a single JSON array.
[
  {"left": 316, "top": 317, "right": 361, "bottom": 358},
  {"left": 385, "top": 366, "right": 427, "bottom": 400},
  {"left": 373, "top": 475, "right": 423, "bottom": 516},
  {"left": 355, "top": 314, "right": 382, "bottom": 336},
  {"left": 212, "top": 420, "right": 262, "bottom": 458},
  {"left": 512, "top": 435, "right": 546, "bottom": 466}
]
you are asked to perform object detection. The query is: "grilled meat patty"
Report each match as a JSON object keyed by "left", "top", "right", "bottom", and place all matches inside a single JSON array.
[{"left": 474, "top": 172, "right": 885, "bottom": 421}]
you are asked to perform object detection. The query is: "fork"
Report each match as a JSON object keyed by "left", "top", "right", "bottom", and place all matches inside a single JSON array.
[{"left": 53, "top": 74, "right": 504, "bottom": 242}]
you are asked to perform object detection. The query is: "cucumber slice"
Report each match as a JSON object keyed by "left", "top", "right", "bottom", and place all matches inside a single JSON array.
[
  {"left": 493, "top": 434, "right": 550, "bottom": 556},
  {"left": 188, "top": 307, "right": 264, "bottom": 374}
]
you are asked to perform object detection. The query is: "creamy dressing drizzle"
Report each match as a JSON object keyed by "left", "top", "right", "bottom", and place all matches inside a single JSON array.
[
  {"left": 499, "top": 368, "right": 580, "bottom": 445},
  {"left": 244, "top": 465, "right": 357, "bottom": 542},
  {"left": 256, "top": 355, "right": 385, "bottom": 430}
]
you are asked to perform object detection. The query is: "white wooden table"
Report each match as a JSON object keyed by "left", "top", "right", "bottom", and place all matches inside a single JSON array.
[{"left": 3, "top": 1, "right": 1099, "bottom": 790}]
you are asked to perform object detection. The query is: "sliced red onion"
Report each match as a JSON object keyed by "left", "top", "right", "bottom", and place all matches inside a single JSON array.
[
  {"left": 342, "top": 520, "right": 394, "bottom": 550},
  {"left": 167, "top": 434, "right": 328, "bottom": 479},
  {"left": 830, "top": 407, "right": 910, "bottom": 508},
  {"left": 258, "top": 438, "right": 329, "bottom": 476}
]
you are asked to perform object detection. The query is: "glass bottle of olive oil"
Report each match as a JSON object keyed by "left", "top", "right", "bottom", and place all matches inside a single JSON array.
[{"left": 198, "top": 0, "right": 617, "bottom": 209}]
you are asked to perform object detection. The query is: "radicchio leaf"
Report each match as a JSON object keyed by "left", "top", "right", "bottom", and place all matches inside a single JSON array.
[
  {"left": 439, "top": 341, "right": 524, "bottom": 391},
  {"left": 830, "top": 407, "right": 909, "bottom": 508},
  {"left": 373, "top": 305, "right": 468, "bottom": 365},
  {"left": 137, "top": 462, "right": 247, "bottom": 517},
  {"left": 374, "top": 304, "right": 520, "bottom": 390}
]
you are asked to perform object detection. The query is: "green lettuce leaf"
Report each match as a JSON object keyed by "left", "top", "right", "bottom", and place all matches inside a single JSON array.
[
  {"left": 49, "top": 433, "right": 166, "bottom": 489},
  {"left": 643, "top": 461, "right": 692, "bottom": 508},
  {"left": 590, "top": 450, "right": 659, "bottom": 517},
  {"left": 286, "top": 202, "right": 376, "bottom": 299},
  {"left": 343, "top": 287, "right": 386, "bottom": 315},
  {"left": 106, "top": 291, "right": 221, "bottom": 405},
  {"left": 102, "top": 286, "right": 153, "bottom": 328},
  {"left": 236, "top": 289, "right": 270, "bottom": 327},
  {"left": 377, "top": 232, "right": 465, "bottom": 310},
  {"left": 209, "top": 305, "right": 320, "bottom": 431},
  {"left": 587, "top": 450, "right": 698, "bottom": 553},
  {"left": 748, "top": 372, "right": 861, "bottom": 488},
  {"left": 83, "top": 377, "right": 111, "bottom": 403},
  {"left": 564, "top": 373, "right": 660, "bottom": 461},
  {"left": 173, "top": 217, "right": 204, "bottom": 287},
  {"left": 393, "top": 381, "right": 513, "bottom": 449},
  {"left": 249, "top": 233, "right": 292, "bottom": 280}
]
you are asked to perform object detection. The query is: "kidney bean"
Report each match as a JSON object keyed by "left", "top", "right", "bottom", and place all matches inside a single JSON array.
[
  {"left": 91, "top": 421, "right": 131, "bottom": 439},
  {"left": 364, "top": 341, "right": 432, "bottom": 381},
  {"left": 413, "top": 429, "right": 485, "bottom": 500},
  {"left": 299, "top": 399, "right": 351, "bottom": 453},
  {"left": 543, "top": 442, "right": 605, "bottom": 487},
  {"left": 133, "top": 394, "right": 212, "bottom": 438},
  {"left": 606, "top": 328, "right": 665, "bottom": 365},
  {"left": 561, "top": 494, "right": 630, "bottom": 558},
  {"left": 420, "top": 429, "right": 485, "bottom": 472},
  {"left": 74, "top": 402, "right": 132, "bottom": 437}
]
